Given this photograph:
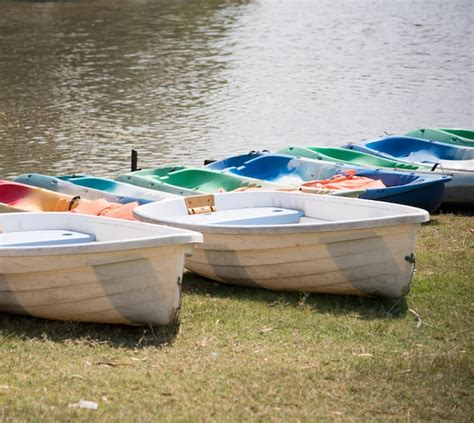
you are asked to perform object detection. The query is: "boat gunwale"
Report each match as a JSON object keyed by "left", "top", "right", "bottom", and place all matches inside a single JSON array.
[
  {"left": 134, "top": 192, "right": 429, "bottom": 235},
  {"left": 0, "top": 213, "right": 203, "bottom": 256}
]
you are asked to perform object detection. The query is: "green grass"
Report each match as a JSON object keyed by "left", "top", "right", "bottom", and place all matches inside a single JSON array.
[{"left": 1, "top": 212, "right": 472, "bottom": 422}]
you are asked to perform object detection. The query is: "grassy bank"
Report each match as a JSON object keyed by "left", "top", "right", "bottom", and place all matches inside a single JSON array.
[{"left": 0, "top": 212, "right": 472, "bottom": 422}]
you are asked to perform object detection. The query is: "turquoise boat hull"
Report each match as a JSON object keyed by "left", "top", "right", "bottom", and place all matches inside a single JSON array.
[
  {"left": 56, "top": 175, "right": 179, "bottom": 203},
  {"left": 14, "top": 173, "right": 157, "bottom": 205}
]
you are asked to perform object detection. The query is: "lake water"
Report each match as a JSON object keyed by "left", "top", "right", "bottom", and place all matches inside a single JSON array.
[{"left": 0, "top": 0, "right": 472, "bottom": 177}]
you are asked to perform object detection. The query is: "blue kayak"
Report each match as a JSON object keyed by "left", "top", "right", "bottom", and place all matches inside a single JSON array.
[
  {"left": 218, "top": 153, "right": 450, "bottom": 212},
  {"left": 56, "top": 175, "right": 179, "bottom": 203},
  {"left": 343, "top": 136, "right": 474, "bottom": 172}
]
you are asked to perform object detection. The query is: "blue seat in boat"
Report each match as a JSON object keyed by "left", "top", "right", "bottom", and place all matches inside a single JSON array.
[
  {"left": 0, "top": 230, "right": 96, "bottom": 247},
  {"left": 172, "top": 207, "right": 304, "bottom": 226}
]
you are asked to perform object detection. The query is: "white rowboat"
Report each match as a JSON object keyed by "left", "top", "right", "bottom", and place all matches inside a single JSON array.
[
  {"left": 134, "top": 192, "right": 429, "bottom": 297},
  {"left": 0, "top": 213, "right": 202, "bottom": 325}
]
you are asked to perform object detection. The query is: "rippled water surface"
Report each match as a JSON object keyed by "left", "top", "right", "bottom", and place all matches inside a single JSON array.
[{"left": 0, "top": 0, "right": 472, "bottom": 177}]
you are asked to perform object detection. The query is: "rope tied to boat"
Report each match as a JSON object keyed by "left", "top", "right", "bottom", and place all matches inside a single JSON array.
[{"left": 409, "top": 309, "right": 422, "bottom": 328}]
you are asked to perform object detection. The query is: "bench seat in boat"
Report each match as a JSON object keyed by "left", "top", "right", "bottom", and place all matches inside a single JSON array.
[{"left": 172, "top": 207, "right": 304, "bottom": 226}]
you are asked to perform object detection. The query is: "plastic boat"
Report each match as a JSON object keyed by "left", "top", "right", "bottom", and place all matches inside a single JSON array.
[
  {"left": 439, "top": 128, "right": 474, "bottom": 140},
  {"left": 405, "top": 128, "right": 474, "bottom": 147},
  {"left": 56, "top": 174, "right": 179, "bottom": 203},
  {"left": 279, "top": 146, "right": 473, "bottom": 205},
  {"left": 134, "top": 191, "right": 428, "bottom": 297},
  {"left": 344, "top": 136, "right": 474, "bottom": 171},
  {"left": 278, "top": 145, "right": 422, "bottom": 170},
  {"left": 212, "top": 153, "right": 450, "bottom": 212},
  {"left": 0, "top": 212, "right": 202, "bottom": 325},
  {"left": 116, "top": 166, "right": 283, "bottom": 196},
  {"left": 15, "top": 173, "right": 176, "bottom": 205}
]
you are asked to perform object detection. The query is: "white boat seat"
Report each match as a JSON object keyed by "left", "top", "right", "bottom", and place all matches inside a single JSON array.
[
  {"left": 0, "top": 230, "right": 96, "bottom": 247},
  {"left": 172, "top": 207, "right": 304, "bottom": 226}
]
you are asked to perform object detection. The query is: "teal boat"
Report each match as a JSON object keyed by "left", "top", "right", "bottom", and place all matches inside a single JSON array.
[
  {"left": 277, "top": 146, "right": 428, "bottom": 171},
  {"left": 404, "top": 128, "right": 474, "bottom": 147},
  {"left": 116, "top": 166, "right": 283, "bottom": 196},
  {"left": 15, "top": 173, "right": 178, "bottom": 204}
]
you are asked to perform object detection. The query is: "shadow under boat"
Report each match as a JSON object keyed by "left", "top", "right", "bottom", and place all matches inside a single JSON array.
[
  {"left": 0, "top": 313, "right": 180, "bottom": 349},
  {"left": 182, "top": 272, "right": 408, "bottom": 321}
]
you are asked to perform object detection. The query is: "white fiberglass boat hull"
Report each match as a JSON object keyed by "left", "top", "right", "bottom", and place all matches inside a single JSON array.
[
  {"left": 134, "top": 192, "right": 428, "bottom": 297},
  {"left": 0, "top": 213, "right": 202, "bottom": 326}
]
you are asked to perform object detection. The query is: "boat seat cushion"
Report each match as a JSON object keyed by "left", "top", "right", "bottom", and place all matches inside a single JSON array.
[
  {"left": 172, "top": 207, "right": 304, "bottom": 226},
  {"left": 0, "top": 230, "right": 96, "bottom": 247}
]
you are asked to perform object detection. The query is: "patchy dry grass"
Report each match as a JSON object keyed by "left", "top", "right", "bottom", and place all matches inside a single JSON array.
[{"left": 0, "top": 212, "right": 472, "bottom": 421}]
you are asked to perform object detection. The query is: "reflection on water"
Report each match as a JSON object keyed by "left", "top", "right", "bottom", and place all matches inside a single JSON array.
[{"left": 0, "top": 0, "right": 472, "bottom": 177}]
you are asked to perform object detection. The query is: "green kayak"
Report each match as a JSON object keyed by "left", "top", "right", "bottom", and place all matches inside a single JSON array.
[
  {"left": 277, "top": 145, "right": 430, "bottom": 171},
  {"left": 439, "top": 128, "right": 474, "bottom": 141},
  {"left": 117, "top": 166, "right": 283, "bottom": 196},
  {"left": 404, "top": 128, "right": 474, "bottom": 147}
]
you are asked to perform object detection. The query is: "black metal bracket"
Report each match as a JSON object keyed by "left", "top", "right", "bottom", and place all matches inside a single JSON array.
[{"left": 131, "top": 149, "right": 141, "bottom": 172}]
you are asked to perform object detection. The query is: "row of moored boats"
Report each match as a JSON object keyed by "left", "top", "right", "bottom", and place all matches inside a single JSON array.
[{"left": 1, "top": 128, "right": 472, "bottom": 326}]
